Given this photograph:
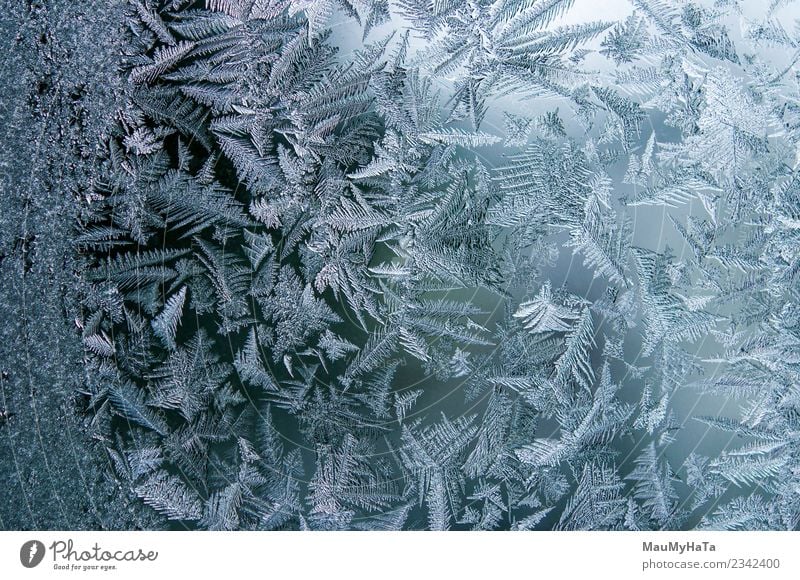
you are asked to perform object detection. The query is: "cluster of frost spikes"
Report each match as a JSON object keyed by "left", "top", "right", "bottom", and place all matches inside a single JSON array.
[{"left": 74, "top": 0, "right": 800, "bottom": 530}]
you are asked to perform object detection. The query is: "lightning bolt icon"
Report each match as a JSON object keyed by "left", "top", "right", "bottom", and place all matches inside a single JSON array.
[{"left": 28, "top": 542, "right": 38, "bottom": 564}]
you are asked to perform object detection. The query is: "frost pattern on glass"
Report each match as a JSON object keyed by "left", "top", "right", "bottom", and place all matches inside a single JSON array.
[{"left": 2, "top": 0, "right": 800, "bottom": 531}]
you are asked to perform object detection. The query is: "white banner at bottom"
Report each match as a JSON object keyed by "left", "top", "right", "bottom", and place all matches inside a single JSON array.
[{"left": 1, "top": 531, "right": 797, "bottom": 579}]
